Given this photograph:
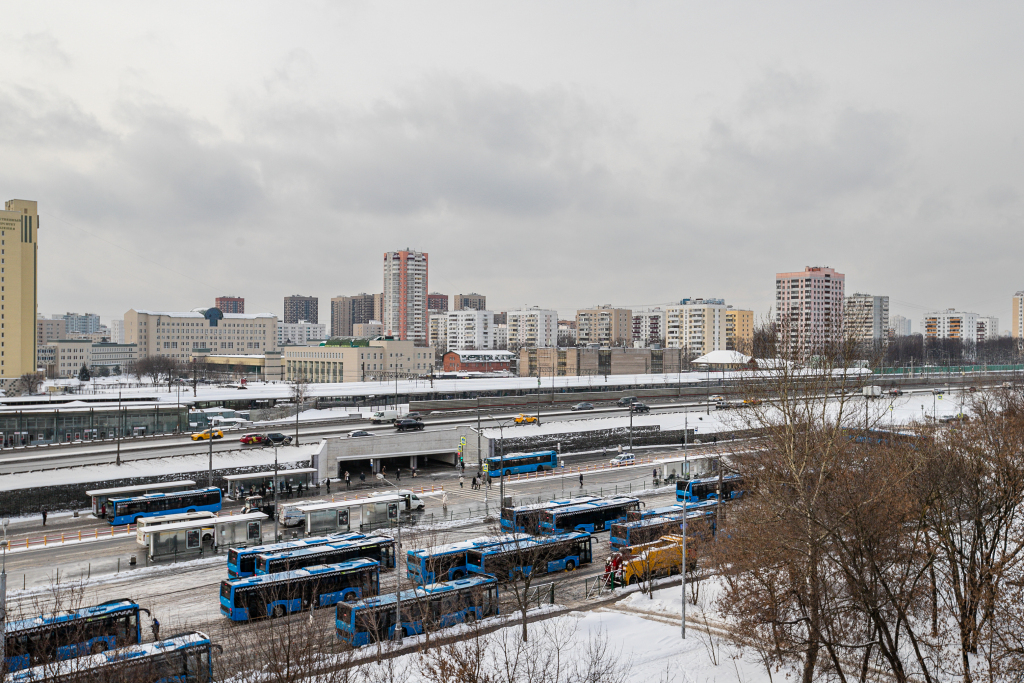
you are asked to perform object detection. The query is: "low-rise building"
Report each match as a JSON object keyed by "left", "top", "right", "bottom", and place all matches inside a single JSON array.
[
  {"left": 50, "top": 339, "right": 138, "bottom": 377},
  {"left": 352, "top": 320, "right": 384, "bottom": 338},
  {"left": 125, "top": 307, "right": 277, "bottom": 360},
  {"left": 191, "top": 350, "right": 282, "bottom": 382},
  {"left": 36, "top": 317, "right": 67, "bottom": 346},
  {"left": 282, "top": 338, "right": 434, "bottom": 383},
  {"left": 442, "top": 350, "right": 516, "bottom": 373},
  {"left": 519, "top": 346, "right": 684, "bottom": 377}
]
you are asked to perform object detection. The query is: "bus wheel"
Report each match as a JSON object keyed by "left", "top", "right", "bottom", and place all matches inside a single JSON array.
[
  {"left": 343, "top": 593, "right": 357, "bottom": 603},
  {"left": 91, "top": 641, "right": 107, "bottom": 654},
  {"left": 452, "top": 570, "right": 464, "bottom": 580},
  {"left": 536, "top": 465, "right": 544, "bottom": 473},
  {"left": 505, "top": 470, "right": 512, "bottom": 477},
  {"left": 565, "top": 560, "right": 576, "bottom": 572},
  {"left": 465, "top": 611, "right": 476, "bottom": 623},
  {"left": 272, "top": 605, "right": 286, "bottom": 618}
]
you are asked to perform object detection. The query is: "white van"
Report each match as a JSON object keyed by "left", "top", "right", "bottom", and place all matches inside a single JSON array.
[
  {"left": 279, "top": 499, "right": 326, "bottom": 527},
  {"left": 370, "top": 489, "right": 425, "bottom": 511},
  {"left": 210, "top": 416, "right": 252, "bottom": 430},
  {"left": 370, "top": 410, "right": 400, "bottom": 424}
]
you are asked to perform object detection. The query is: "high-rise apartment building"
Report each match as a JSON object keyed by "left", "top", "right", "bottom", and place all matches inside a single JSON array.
[
  {"left": 330, "top": 293, "right": 376, "bottom": 337},
  {"left": 283, "top": 295, "right": 318, "bottom": 324},
  {"left": 453, "top": 293, "right": 486, "bottom": 311},
  {"left": 428, "top": 313, "right": 448, "bottom": 351},
  {"left": 725, "top": 308, "right": 754, "bottom": 351},
  {"left": 775, "top": 266, "right": 846, "bottom": 353},
  {"left": 216, "top": 296, "right": 244, "bottom": 314},
  {"left": 665, "top": 299, "right": 727, "bottom": 356},
  {"left": 383, "top": 249, "right": 428, "bottom": 344},
  {"left": 1013, "top": 292, "right": 1024, "bottom": 339},
  {"left": 373, "top": 293, "right": 384, "bottom": 323},
  {"left": 37, "top": 317, "right": 66, "bottom": 346},
  {"left": 0, "top": 199, "right": 39, "bottom": 380},
  {"left": 427, "top": 293, "right": 449, "bottom": 313},
  {"left": 889, "top": 315, "right": 911, "bottom": 337},
  {"left": 56, "top": 312, "right": 101, "bottom": 336},
  {"left": 576, "top": 306, "right": 632, "bottom": 346},
  {"left": 446, "top": 309, "right": 494, "bottom": 351},
  {"left": 845, "top": 293, "right": 889, "bottom": 344},
  {"left": 977, "top": 317, "right": 999, "bottom": 342},
  {"left": 110, "top": 319, "right": 125, "bottom": 344},
  {"left": 922, "top": 310, "right": 978, "bottom": 341},
  {"left": 632, "top": 309, "right": 665, "bottom": 347},
  {"left": 124, "top": 307, "right": 277, "bottom": 359},
  {"left": 507, "top": 308, "right": 557, "bottom": 348}
]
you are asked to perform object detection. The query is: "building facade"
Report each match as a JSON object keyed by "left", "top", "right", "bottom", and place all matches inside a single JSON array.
[
  {"left": 428, "top": 313, "right": 448, "bottom": 352},
  {"left": 1013, "top": 292, "right": 1024, "bottom": 339},
  {"left": 922, "top": 310, "right": 978, "bottom": 341},
  {"left": 352, "top": 321, "right": 383, "bottom": 338},
  {"left": 0, "top": 199, "right": 38, "bottom": 380},
  {"left": 576, "top": 306, "right": 632, "bottom": 346},
  {"left": 453, "top": 293, "right": 486, "bottom": 311},
  {"left": 124, "top": 307, "right": 278, "bottom": 360},
  {"left": 446, "top": 309, "right": 494, "bottom": 351},
  {"left": 427, "top": 293, "right": 449, "bottom": 313},
  {"left": 330, "top": 293, "right": 376, "bottom": 337},
  {"left": 507, "top": 308, "right": 557, "bottom": 348},
  {"left": 51, "top": 339, "right": 138, "bottom": 377},
  {"left": 494, "top": 323, "right": 508, "bottom": 349},
  {"left": 110, "top": 319, "right": 125, "bottom": 344},
  {"left": 725, "top": 308, "right": 754, "bottom": 351},
  {"left": 282, "top": 338, "right": 434, "bottom": 383},
  {"left": 215, "top": 296, "right": 245, "bottom": 314},
  {"left": 632, "top": 309, "right": 665, "bottom": 347},
  {"left": 383, "top": 249, "right": 428, "bottom": 344},
  {"left": 442, "top": 350, "right": 515, "bottom": 373},
  {"left": 845, "top": 293, "right": 890, "bottom": 344},
  {"left": 37, "top": 317, "right": 66, "bottom": 346},
  {"left": 665, "top": 299, "right": 727, "bottom": 356},
  {"left": 283, "top": 295, "right": 318, "bottom": 324},
  {"left": 519, "top": 346, "right": 685, "bottom": 378},
  {"left": 277, "top": 320, "right": 328, "bottom": 346},
  {"left": 775, "top": 266, "right": 846, "bottom": 353},
  {"left": 889, "top": 314, "right": 911, "bottom": 337},
  {"left": 977, "top": 317, "right": 999, "bottom": 342}
]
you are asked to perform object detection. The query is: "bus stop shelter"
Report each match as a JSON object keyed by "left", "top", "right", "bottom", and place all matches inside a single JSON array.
[
  {"left": 296, "top": 494, "right": 403, "bottom": 536},
  {"left": 87, "top": 480, "right": 197, "bottom": 516},
  {"left": 141, "top": 512, "right": 267, "bottom": 561},
  {"left": 652, "top": 455, "right": 717, "bottom": 484},
  {"left": 223, "top": 468, "right": 319, "bottom": 500}
]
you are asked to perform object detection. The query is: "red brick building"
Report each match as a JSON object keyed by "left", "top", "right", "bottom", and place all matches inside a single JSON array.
[{"left": 442, "top": 350, "right": 516, "bottom": 373}]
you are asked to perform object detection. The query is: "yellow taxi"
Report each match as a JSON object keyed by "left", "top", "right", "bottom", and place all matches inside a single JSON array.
[
  {"left": 513, "top": 413, "right": 539, "bottom": 425},
  {"left": 191, "top": 428, "right": 225, "bottom": 441}
]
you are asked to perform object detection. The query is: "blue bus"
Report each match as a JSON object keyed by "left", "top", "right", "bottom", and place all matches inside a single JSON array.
[
  {"left": 336, "top": 575, "right": 499, "bottom": 646},
  {"left": 106, "top": 487, "right": 222, "bottom": 526},
  {"left": 466, "top": 532, "right": 592, "bottom": 578},
  {"left": 675, "top": 474, "right": 745, "bottom": 503},
  {"left": 623, "top": 498, "right": 718, "bottom": 524},
  {"left": 9, "top": 631, "right": 218, "bottom": 683},
  {"left": 220, "top": 559, "right": 380, "bottom": 621},
  {"left": 500, "top": 496, "right": 600, "bottom": 533},
  {"left": 4, "top": 599, "right": 147, "bottom": 673},
  {"left": 256, "top": 535, "right": 395, "bottom": 575},
  {"left": 227, "top": 532, "right": 365, "bottom": 578},
  {"left": 406, "top": 534, "right": 522, "bottom": 584},
  {"left": 537, "top": 497, "right": 640, "bottom": 534},
  {"left": 610, "top": 507, "right": 717, "bottom": 549},
  {"left": 486, "top": 450, "right": 559, "bottom": 478}
]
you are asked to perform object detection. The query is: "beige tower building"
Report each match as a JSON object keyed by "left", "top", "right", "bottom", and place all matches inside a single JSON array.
[
  {"left": 0, "top": 199, "right": 38, "bottom": 381},
  {"left": 1013, "top": 291, "right": 1024, "bottom": 339}
]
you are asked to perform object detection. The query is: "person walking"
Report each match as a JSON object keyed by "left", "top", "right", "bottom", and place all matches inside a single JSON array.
[
  {"left": 326, "top": 478, "right": 331, "bottom": 494},
  {"left": 441, "top": 491, "right": 448, "bottom": 514},
  {"left": 359, "top": 472, "right": 365, "bottom": 485},
  {"left": 41, "top": 509, "right": 47, "bottom": 527},
  {"left": 151, "top": 617, "right": 160, "bottom": 641},
  {"left": 579, "top": 473, "right": 584, "bottom": 488},
  {"left": 396, "top": 468, "right": 401, "bottom": 481},
  {"left": 471, "top": 476, "right": 477, "bottom": 490},
  {"left": 345, "top": 471, "right": 351, "bottom": 489},
  {"left": 459, "top": 474, "right": 464, "bottom": 489}
]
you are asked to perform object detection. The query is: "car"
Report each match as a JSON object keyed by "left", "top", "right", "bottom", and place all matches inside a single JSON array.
[
  {"left": 239, "top": 433, "right": 267, "bottom": 445},
  {"left": 191, "top": 429, "right": 224, "bottom": 441},
  {"left": 630, "top": 402, "right": 650, "bottom": 413},
  {"left": 938, "top": 414, "right": 955, "bottom": 423},
  {"left": 709, "top": 395, "right": 724, "bottom": 402},
  {"left": 394, "top": 412, "right": 423, "bottom": 424},
  {"left": 266, "top": 433, "right": 293, "bottom": 445},
  {"left": 513, "top": 413, "right": 538, "bottom": 425},
  {"left": 348, "top": 430, "right": 375, "bottom": 438},
  {"left": 931, "top": 387, "right": 948, "bottom": 394},
  {"left": 616, "top": 397, "right": 638, "bottom": 407},
  {"left": 886, "top": 388, "right": 904, "bottom": 396},
  {"left": 571, "top": 402, "right": 594, "bottom": 411},
  {"left": 609, "top": 453, "right": 636, "bottom": 466},
  {"left": 742, "top": 398, "right": 762, "bottom": 405},
  {"left": 395, "top": 419, "right": 425, "bottom": 432}
]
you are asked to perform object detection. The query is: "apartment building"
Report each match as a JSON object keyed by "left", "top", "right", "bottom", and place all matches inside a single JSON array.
[
  {"left": 557, "top": 320, "right": 577, "bottom": 345},
  {"left": 453, "top": 293, "right": 486, "bottom": 311},
  {"left": 576, "top": 306, "right": 632, "bottom": 346},
  {"left": 1013, "top": 292, "right": 1024, "bottom": 339},
  {"left": 110, "top": 319, "right": 125, "bottom": 344},
  {"left": 37, "top": 317, "right": 66, "bottom": 346},
  {"left": 0, "top": 199, "right": 39, "bottom": 380},
  {"left": 665, "top": 299, "right": 727, "bottom": 356},
  {"left": 353, "top": 321, "right": 383, "bottom": 338},
  {"left": 845, "top": 293, "right": 890, "bottom": 344},
  {"left": 330, "top": 293, "right": 376, "bottom": 337},
  {"left": 632, "top": 309, "right": 665, "bottom": 347},
  {"left": 889, "top": 315, "right": 911, "bottom": 337},
  {"left": 124, "top": 307, "right": 277, "bottom": 360},
  {"left": 507, "top": 308, "right": 557, "bottom": 348},
  {"left": 55, "top": 312, "right": 102, "bottom": 336},
  {"left": 216, "top": 296, "right": 244, "bottom": 314},
  {"left": 494, "top": 324, "right": 508, "bottom": 349},
  {"left": 51, "top": 339, "right": 138, "bottom": 377},
  {"left": 922, "top": 310, "right": 978, "bottom": 341},
  {"left": 775, "top": 266, "right": 846, "bottom": 352},
  {"left": 282, "top": 338, "right": 434, "bottom": 383},
  {"left": 725, "top": 308, "right": 754, "bottom": 351},
  {"left": 428, "top": 313, "right": 447, "bottom": 352},
  {"left": 283, "top": 295, "right": 318, "bottom": 324},
  {"left": 383, "top": 249, "right": 428, "bottom": 344},
  {"left": 446, "top": 309, "right": 494, "bottom": 351},
  {"left": 427, "top": 293, "right": 449, "bottom": 313},
  {"left": 277, "top": 320, "right": 328, "bottom": 346},
  {"left": 977, "top": 317, "right": 999, "bottom": 342}
]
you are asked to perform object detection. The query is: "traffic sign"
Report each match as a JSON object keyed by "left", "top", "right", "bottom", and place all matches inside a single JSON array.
[{"left": 460, "top": 436, "right": 467, "bottom": 446}]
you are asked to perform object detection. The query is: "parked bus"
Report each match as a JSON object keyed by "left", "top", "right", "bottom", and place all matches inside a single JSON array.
[
  {"left": 486, "top": 450, "right": 558, "bottom": 478},
  {"left": 466, "top": 532, "right": 592, "bottom": 578},
  {"left": 623, "top": 499, "right": 717, "bottom": 523},
  {"left": 4, "top": 599, "right": 147, "bottom": 673},
  {"left": 87, "top": 480, "right": 196, "bottom": 517},
  {"left": 135, "top": 511, "right": 217, "bottom": 545},
  {"left": 336, "top": 575, "right": 499, "bottom": 646},
  {"left": 610, "top": 507, "right": 717, "bottom": 550},
  {"left": 256, "top": 535, "right": 395, "bottom": 575},
  {"left": 106, "top": 487, "right": 222, "bottom": 526},
  {"left": 499, "top": 496, "right": 600, "bottom": 533},
  {"left": 537, "top": 497, "right": 640, "bottom": 534},
  {"left": 675, "top": 474, "right": 745, "bottom": 503},
  {"left": 220, "top": 559, "right": 380, "bottom": 621},
  {"left": 226, "top": 532, "right": 364, "bottom": 578},
  {"left": 406, "top": 534, "right": 522, "bottom": 584},
  {"left": 8, "top": 631, "right": 218, "bottom": 683}
]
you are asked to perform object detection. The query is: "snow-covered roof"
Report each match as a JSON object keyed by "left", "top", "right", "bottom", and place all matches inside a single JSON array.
[
  {"left": 692, "top": 350, "right": 753, "bottom": 366},
  {"left": 446, "top": 350, "right": 517, "bottom": 360},
  {"left": 130, "top": 309, "right": 277, "bottom": 319}
]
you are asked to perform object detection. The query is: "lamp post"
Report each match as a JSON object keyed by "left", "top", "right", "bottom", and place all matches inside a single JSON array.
[
  {"left": 1, "top": 517, "right": 7, "bottom": 667},
  {"left": 377, "top": 475, "right": 403, "bottom": 640},
  {"left": 116, "top": 391, "right": 122, "bottom": 466},
  {"left": 489, "top": 417, "right": 514, "bottom": 507},
  {"left": 273, "top": 444, "right": 279, "bottom": 541}
]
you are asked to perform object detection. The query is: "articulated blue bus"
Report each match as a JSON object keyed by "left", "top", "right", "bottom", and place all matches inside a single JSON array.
[
  {"left": 227, "top": 532, "right": 365, "bottom": 578},
  {"left": 609, "top": 507, "right": 717, "bottom": 549},
  {"left": 406, "top": 534, "right": 523, "bottom": 584},
  {"left": 486, "top": 450, "right": 559, "bottom": 478},
  {"left": 336, "top": 575, "right": 499, "bottom": 646},
  {"left": 8, "top": 631, "right": 218, "bottom": 683},
  {"left": 499, "top": 496, "right": 600, "bottom": 533},
  {"left": 220, "top": 559, "right": 380, "bottom": 621},
  {"left": 675, "top": 474, "right": 745, "bottom": 503},
  {"left": 537, "top": 497, "right": 640, "bottom": 534},
  {"left": 256, "top": 535, "right": 395, "bottom": 575},
  {"left": 4, "top": 599, "right": 147, "bottom": 673},
  {"left": 466, "top": 532, "right": 592, "bottom": 578},
  {"left": 106, "top": 487, "right": 222, "bottom": 526}
]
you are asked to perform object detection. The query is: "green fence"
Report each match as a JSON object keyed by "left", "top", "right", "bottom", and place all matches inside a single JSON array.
[{"left": 872, "top": 364, "right": 1024, "bottom": 376}]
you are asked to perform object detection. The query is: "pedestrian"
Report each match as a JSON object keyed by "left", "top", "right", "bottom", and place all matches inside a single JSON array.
[
  {"left": 151, "top": 617, "right": 160, "bottom": 641},
  {"left": 382, "top": 465, "right": 387, "bottom": 478},
  {"left": 396, "top": 468, "right": 401, "bottom": 481},
  {"left": 459, "top": 475, "right": 464, "bottom": 489},
  {"left": 41, "top": 509, "right": 47, "bottom": 527},
  {"left": 359, "top": 472, "right": 365, "bottom": 484},
  {"left": 442, "top": 491, "right": 448, "bottom": 513},
  {"left": 579, "top": 473, "right": 584, "bottom": 488},
  {"left": 100, "top": 504, "right": 106, "bottom": 518},
  {"left": 471, "top": 476, "right": 477, "bottom": 490},
  {"left": 345, "top": 471, "right": 351, "bottom": 489},
  {"left": 326, "top": 478, "right": 331, "bottom": 493}
]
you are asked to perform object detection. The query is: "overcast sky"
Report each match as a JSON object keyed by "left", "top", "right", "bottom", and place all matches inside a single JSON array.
[{"left": 3, "top": 2, "right": 1022, "bottom": 330}]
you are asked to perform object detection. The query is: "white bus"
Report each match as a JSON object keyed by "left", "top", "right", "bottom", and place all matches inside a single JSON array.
[
  {"left": 280, "top": 500, "right": 326, "bottom": 527},
  {"left": 135, "top": 511, "right": 217, "bottom": 545}
]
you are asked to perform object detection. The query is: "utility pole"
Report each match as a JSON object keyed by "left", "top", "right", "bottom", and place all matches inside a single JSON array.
[
  {"left": 274, "top": 445, "right": 279, "bottom": 541},
  {"left": 628, "top": 401, "right": 633, "bottom": 451},
  {"left": 116, "top": 391, "right": 122, "bottom": 466},
  {"left": 681, "top": 507, "right": 686, "bottom": 639},
  {"left": 208, "top": 416, "right": 214, "bottom": 487}
]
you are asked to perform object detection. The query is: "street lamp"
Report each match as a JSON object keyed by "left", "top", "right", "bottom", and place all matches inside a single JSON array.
[
  {"left": 1, "top": 517, "right": 8, "bottom": 665},
  {"left": 488, "top": 416, "right": 515, "bottom": 508}
]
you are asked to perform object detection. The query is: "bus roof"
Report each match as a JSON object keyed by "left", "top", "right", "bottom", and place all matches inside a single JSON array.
[
  {"left": 225, "top": 559, "right": 379, "bottom": 588},
  {"left": 138, "top": 512, "right": 266, "bottom": 535},
  {"left": 349, "top": 575, "right": 496, "bottom": 609},
  {"left": 508, "top": 496, "right": 601, "bottom": 514},
  {"left": 5, "top": 599, "right": 138, "bottom": 635},
  {"left": 259, "top": 535, "right": 391, "bottom": 561},
  {"left": 620, "top": 508, "right": 716, "bottom": 530},
  {"left": 687, "top": 473, "right": 743, "bottom": 486},
  {"left": 546, "top": 497, "right": 639, "bottom": 516},
  {"left": 223, "top": 468, "right": 319, "bottom": 481},
  {"left": 478, "top": 531, "right": 589, "bottom": 554},
  {"left": 231, "top": 532, "right": 364, "bottom": 556},
  {"left": 407, "top": 534, "right": 524, "bottom": 559},
  {"left": 296, "top": 494, "right": 402, "bottom": 513},
  {"left": 486, "top": 449, "right": 556, "bottom": 461},
  {"left": 108, "top": 486, "right": 220, "bottom": 504},
  {"left": 86, "top": 480, "right": 196, "bottom": 496}
]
